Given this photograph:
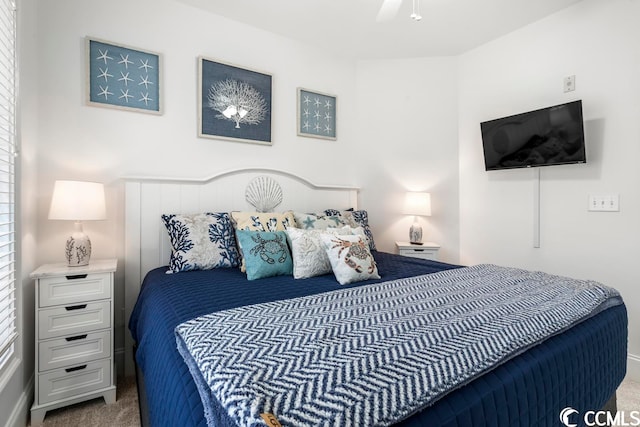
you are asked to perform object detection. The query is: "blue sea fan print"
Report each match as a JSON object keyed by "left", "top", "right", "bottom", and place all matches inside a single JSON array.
[
  {"left": 162, "top": 214, "right": 196, "bottom": 272},
  {"left": 351, "top": 210, "right": 368, "bottom": 226},
  {"left": 169, "top": 251, "right": 191, "bottom": 273},
  {"left": 281, "top": 216, "right": 292, "bottom": 229},
  {"left": 249, "top": 216, "right": 265, "bottom": 231},
  {"left": 162, "top": 213, "right": 244, "bottom": 273},
  {"left": 162, "top": 214, "right": 194, "bottom": 253},
  {"left": 207, "top": 213, "right": 240, "bottom": 267},
  {"left": 266, "top": 217, "right": 279, "bottom": 231}
]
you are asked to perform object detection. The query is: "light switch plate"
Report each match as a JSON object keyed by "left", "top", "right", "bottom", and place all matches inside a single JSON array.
[
  {"left": 588, "top": 195, "right": 619, "bottom": 212},
  {"left": 564, "top": 75, "right": 576, "bottom": 93}
]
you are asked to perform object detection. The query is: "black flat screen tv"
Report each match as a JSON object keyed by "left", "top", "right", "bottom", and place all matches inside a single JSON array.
[{"left": 480, "top": 100, "right": 586, "bottom": 171}]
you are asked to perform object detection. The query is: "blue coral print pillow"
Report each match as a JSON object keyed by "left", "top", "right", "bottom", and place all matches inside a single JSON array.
[
  {"left": 323, "top": 209, "right": 377, "bottom": 251},
  {"left": 162, "top": 212, "right": 240, "bottom": 273},
  {"left": 235, "top": 230, "right": 293, "bottom": 281}
]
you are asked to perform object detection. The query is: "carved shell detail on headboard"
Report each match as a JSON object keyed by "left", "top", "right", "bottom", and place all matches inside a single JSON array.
[{"left": 245, "top": 176, "right": 283, "bottom": 212}]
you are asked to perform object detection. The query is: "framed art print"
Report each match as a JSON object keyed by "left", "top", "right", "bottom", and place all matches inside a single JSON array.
[
  {"left": 86, "top": 37, "right": 162, "bottom": 114},
  {"left": 297, "top": 88, "right": 337, "bottom": 140},
  {"left": 198, "top": 57, "right": 272, "bottom": 145}
]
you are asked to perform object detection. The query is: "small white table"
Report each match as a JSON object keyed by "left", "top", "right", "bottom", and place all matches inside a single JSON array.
[
  {"left": 395, "top": 241, "right": 440, "bottom": 261},
  {"left": 30, "top": 259, "right": 117, "bottom": 425}
]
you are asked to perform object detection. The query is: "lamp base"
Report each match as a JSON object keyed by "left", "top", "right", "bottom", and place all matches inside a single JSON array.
[
  {"left": 409, "top": 222, "right": 423, "bottom": 245},
  {"left": 65, "top": 222, "right": 92, "bottom": 266}
]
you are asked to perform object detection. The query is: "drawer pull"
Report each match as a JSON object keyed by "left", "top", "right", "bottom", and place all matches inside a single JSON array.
[
  {"left": 65, "top": 304, "right": 87, "bottom": 311},
  {"left": 65, "top": 334, "right": 88, "bottom": 342},
  {"left": 414, "top": 249, "right": 425, "bottom": 252},
  {"left": 65, "top": 274, "right": 88, "bottom": 280},
  {"left": 65, "top": 365, "right": 87, "bottom": 373}
]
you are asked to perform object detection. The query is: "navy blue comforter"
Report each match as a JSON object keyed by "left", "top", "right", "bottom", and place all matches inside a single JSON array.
[{"left": 128, "top": 252, "right": 627, "bottom": 427}]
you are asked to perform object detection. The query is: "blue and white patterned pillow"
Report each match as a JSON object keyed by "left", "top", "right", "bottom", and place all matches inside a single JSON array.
[
  {"left": 292, "top": 212, "right": 347, "bottom": 230},
  {"left": 235, "top": 230, "right": 293, "bottom": 281},
  {"left": 323, "top": 209, "right": 377, "bottom": 251},
  {"left": 231, "top": 211, "right": 295, "bottom": 232},
  {"left": 162, "top": 212, "right": 240, "bottom": 273}
]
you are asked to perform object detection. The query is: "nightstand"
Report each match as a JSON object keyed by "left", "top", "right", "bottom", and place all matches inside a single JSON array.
[
  {"left": 396, "top": 241, "right": 440, "bottom": 261},
  {"left": 30, "top": 259, "right": 117, "bottom": 425}
]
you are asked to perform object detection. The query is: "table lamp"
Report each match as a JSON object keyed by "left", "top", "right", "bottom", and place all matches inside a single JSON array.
[
  {"left": 403, "top": 192, "right": 431, "bottom": 245},
  {"left": 48, "top": 180, "right": 106, "bottom": 266}
]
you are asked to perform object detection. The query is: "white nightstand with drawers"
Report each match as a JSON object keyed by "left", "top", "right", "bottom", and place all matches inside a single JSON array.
[
  {"left": 30, "top": 259, "right": 117, "bottom": 425},
  {"left": 396, "top": 241, "right": 440, "bottom": 261}
]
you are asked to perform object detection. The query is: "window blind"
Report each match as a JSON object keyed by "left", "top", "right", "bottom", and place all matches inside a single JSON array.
[{"left": 0, "top": 0, "right": 16, "bottom": 371}]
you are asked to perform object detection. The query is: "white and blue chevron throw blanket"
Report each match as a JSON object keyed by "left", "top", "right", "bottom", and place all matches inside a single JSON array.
[{"left": 175, "top": 264, "right": 622, "bottom": 427}]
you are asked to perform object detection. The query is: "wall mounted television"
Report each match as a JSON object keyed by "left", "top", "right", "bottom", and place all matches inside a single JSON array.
[{"left": 480, "top": 100, "right": 586, "bottom": 171}]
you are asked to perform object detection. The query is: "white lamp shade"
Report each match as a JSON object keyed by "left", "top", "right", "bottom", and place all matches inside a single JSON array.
[
  {"left": 403, "top": 192, "right": 432, "bottom": 216},
  {"left": 48, "top": 180, "right": 107, "bottom": 221}
]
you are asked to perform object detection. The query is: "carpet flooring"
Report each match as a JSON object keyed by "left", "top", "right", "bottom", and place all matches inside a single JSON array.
[
  {"left": 618, "top": 377, "right": 640, "bottom": 412},
  {"left": 28, "top": 376, "right": 139, "bottom": 427},
  {"left": 29, "top": 376, "right": 639, "bottom": 426}
]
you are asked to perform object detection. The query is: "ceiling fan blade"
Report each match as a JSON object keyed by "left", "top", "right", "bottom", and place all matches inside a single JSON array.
[{"left": 376, "top": 0, "right": 403, "bottom": 22}]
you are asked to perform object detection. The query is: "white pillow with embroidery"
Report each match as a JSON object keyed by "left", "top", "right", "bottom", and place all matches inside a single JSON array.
[
  {"left": 321, "top": 234, "right": 380, "bottom": 285},
  {"left": 286, "top": 228, "right": 333, "bottom": 279},
  {"left": 326, "top": 226, "right": 368, "bottom": 244},
  {"left": 287, "top": 227, "right": 369, "bottom": 279}
]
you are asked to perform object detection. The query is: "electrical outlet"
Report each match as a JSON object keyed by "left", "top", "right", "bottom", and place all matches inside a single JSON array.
[
  {"left": 588, "top": 195, "right": 619, "bottom": 212},
  {"left": 564, "top": 75, "right": 576, "bottom": 93}
]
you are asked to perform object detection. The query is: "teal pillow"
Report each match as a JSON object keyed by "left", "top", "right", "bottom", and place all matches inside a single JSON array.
[{"left": 235, "top": 230, "right": 293, "bottom": 280}]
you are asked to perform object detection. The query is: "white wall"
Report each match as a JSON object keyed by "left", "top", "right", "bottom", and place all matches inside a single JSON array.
[
  {"left": 33, "top": 0, "right": 362, "bottom": 261},
  {"left": 355, "top": 57, "right": 460, "bottom": 261},
  {"left": 458, "top": 0, "right": 640, "bottom": 379}
]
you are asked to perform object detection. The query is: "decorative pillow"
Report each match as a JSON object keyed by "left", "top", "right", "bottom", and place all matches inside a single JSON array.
[
  {"left": 292, "top": 212, "right": 347, "bottom": 230},
  {"left": 286, "top": 228, "right": 333, "bottom": 279},
  {"left": 323, "top": 209, "right": 376, "bottom": 251},
  {"left": 232, "top": 211, "right": 295, "bottom": 272},
  {"left": 321, "top": 234, "right": 380, "bottom": 285},
  {"left": 162, "top": 212, "right": 240, "bottom": 273},
  {"left": 235, "top": 230, "right": 293, "bottom": 281},
  {"left": 231, "top": 211, "right": 295, "bottom": 232},
  {"left": 326, "top": 225, "right": 367, "bottom": 238},
  {"left": 286, "top": 227, "right": 368, "bottom": 279}
]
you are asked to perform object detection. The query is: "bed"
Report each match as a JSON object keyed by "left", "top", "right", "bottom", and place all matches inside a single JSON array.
[{"left": 123, "top": 169, "right": 627, "bottom": 427}]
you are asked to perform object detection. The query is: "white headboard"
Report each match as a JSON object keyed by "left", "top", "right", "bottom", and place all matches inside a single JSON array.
[{"left": 123, "top": 167, "right": 359, "bottom": 374}]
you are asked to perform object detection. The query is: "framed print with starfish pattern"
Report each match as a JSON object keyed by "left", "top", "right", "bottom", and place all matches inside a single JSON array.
[
  {"left": 297, "top": 88, "right": 337, "bottom": 140},
  {"left": 86, "top": 37, "right": 162, "bottom": 114}
]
